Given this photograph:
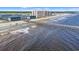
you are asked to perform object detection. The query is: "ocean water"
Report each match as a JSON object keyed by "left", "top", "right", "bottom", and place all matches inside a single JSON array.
[{"left": 52, "top": 14, "right": 79, "bottom": 26}]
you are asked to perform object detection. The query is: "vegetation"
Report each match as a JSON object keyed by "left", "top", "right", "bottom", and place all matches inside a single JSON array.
[{"left": 0, "top": 11, "right": 32, "bottom": 15}]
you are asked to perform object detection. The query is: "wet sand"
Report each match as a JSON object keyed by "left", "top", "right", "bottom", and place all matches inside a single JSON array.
[{"left": 0, "top": 14, "right": 79, "bottom": 51}]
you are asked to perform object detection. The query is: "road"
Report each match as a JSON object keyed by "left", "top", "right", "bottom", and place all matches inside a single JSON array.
[{"left": 0, "top": 14, "right": 79, "bottom": 51}]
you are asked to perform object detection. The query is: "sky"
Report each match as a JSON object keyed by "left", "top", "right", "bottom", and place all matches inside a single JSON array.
[
  {"left": 0, "top": 7, "right": 79, "bottom": 11},
  {"left": 0, "top": 0, "right": 79, "bottom": 11},
  {"left": 0, "top": 0, "right": 79, "bottom": 7}
]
